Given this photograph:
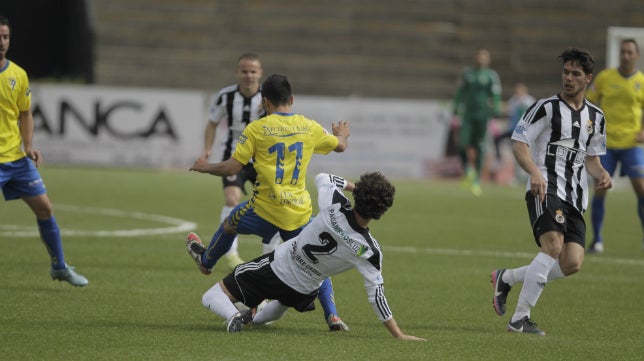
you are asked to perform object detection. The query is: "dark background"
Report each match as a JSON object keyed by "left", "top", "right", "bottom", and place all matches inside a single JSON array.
[
  {"left": 2, "top": 1, "right": 644, "bottom": 101},
  {"left": 1, "top": 0, "right": 93, "bottom": 82}
]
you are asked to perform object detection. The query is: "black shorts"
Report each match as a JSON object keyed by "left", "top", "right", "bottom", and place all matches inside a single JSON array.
[
  {"left": 525, "top": 192, "right": 586, "bottom": 248},
  {"left": 222, "top": 252, "right": 317, "bottom": 313},
  {"left": 222, "top": 163, "right": 257, "bottom": 194}
]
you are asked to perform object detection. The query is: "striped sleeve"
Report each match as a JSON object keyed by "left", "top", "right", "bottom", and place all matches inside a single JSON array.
[
  {"left": 207, "top": 88, "right": 227, "bottom": 123},
  {"left": 368, "top": 284, "right": 393, "bottom": 322},
  {"left": 315, "top": 173, "right": 349, "bottom": 209}
]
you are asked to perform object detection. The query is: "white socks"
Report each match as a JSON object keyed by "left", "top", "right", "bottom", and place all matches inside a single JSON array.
[
  {"left": 202, "top": 283, "right": 285, "bottom": 326},
  {"left": 220, "top": 205, "right": 240, "bottom": 255},
  {"left": 546, "top": 261, "right": 565, "bottom": 281},
  {"left": 511, "top": 252, "right": 556, "bottom": 322},
  {"left": 202, "top": 283, "right": 239, "bottom": 320},
  {"left": 252, "top": 300, "right": 289, "bottom": 325},
  {"left": 503, "top": 266, "right": 529, "bottom": 286},
  {"left": 502, "top": 260, "right": 566, "bottom": 287}
]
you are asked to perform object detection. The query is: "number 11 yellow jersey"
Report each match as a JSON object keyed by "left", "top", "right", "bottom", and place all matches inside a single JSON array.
[{"left": 232, "top": 112, "right": 339, "bottom": 230}]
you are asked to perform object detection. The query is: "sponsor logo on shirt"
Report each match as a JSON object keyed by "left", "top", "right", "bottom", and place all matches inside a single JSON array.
[
  {"left": 547, "top": 139, "right": 585, "bottom": 165},
  {"left": 328, "top": 208, "right": 366, "bottom": 256},
  {"left": 262, "top": 125, "right": 310, "bottom": 137}
]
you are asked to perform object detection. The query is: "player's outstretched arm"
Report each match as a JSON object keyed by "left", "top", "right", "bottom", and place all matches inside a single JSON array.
[
  {"left": 189, "top": 156, "right": 243, "bottom": 177},
  {"left": 383, "top": 318, "right": 426, "bottom": 341},
  {"left": 331, "top": 121, "right": 350, "bottom": 152}
]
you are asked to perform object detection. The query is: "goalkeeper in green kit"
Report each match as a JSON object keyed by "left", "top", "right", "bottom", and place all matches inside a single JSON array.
[{"left": 452, "top": 48, "right": 502, "bottom": 196}]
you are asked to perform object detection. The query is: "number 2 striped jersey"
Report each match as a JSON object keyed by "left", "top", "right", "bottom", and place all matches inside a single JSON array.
[
  {"left": 512, "top": 94, "right": 606, "bottom": 213},
  {"left": 232, "top": 112, "right": 339, "bottom": 230},
  {"left": 272, "top": 173, "right": 392, "bottom": 322}
]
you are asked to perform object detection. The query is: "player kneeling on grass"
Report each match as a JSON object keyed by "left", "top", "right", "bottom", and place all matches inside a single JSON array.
[{"left": 198, "top": 172, "right": 425, "bottom": 340}]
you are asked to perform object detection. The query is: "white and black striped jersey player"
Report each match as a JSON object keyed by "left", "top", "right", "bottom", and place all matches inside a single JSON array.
[
  {"left": 492, "top": 49, "right": 612, "bottom": 336},
  {"left": 202, "top": 172, "right": 425, "bottom": 340},
  {"left": 207, "top": 83, "right": 264, "bottom": 160},
  {"left": 512, "top": 94, "right": 606, "bottom": 212},
  {"left": 202, "top": 54, "right": 268, "bottom": 265},
  {"left": 271, "top": 173, "right": 389, "bottom": 319}
]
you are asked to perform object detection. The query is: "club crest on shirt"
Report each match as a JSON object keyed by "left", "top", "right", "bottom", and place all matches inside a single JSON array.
[
  {"left": 585, "top": 119, "right": 594, "bottom": 134},
  {"left": 555, "top": 209, "right": 565, "bottom": 224}
]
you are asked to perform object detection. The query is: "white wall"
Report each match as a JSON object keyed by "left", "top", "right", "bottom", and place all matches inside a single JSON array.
[
  {"left": 606, "top": 27, "right": 644, "bottom": 69},
  {"left": 31, "top": 84, "right": 449, "bottom": 178}
]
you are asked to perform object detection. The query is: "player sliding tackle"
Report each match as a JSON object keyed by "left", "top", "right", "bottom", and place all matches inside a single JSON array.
[
  {"left": 197, "top": 172, "right": 426, "bottom": 340},
  {"left": 187, "top": 74, "right": 351, "bottom": 331}
]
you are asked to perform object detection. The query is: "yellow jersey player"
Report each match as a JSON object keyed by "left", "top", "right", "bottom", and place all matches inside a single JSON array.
[
  {"left": 0, "top": 16, "right": 87, "bottom": 286},
  {"left": 586, "top": 38, "right": 644, "bottom": 253},
  {"left": 187, "top": 74, "right": 351, "bottom": 331}
]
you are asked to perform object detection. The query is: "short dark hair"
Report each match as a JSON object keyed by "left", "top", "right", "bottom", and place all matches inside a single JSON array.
[
  {"left": 621, "top": 38, "right": 639, "bottom": 54},
  {"left": 559, "top": 47, "right": 595, "bottom": 75},
  {"left": 353, "top": 172, "right": 395, "bottom": 220},
  {"left": 261, "top": 74, "right": 292, "bottom": 106},
  {"left": 0, "top": 16, "right": 10, "bottom": 30},
  {"left": 238, "top": 53, "right": 260, "bottom": 63}
]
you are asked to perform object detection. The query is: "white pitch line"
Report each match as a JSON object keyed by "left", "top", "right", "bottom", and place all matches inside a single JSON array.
[
  {"left": 3, "top": 205, "right": 642, "bottom": 268},
  {"left": 384, "top": 245, "right": 644, "bottom": 267},
  {"left": 0, "top": 204, "right": 196, "bottom": 238}
]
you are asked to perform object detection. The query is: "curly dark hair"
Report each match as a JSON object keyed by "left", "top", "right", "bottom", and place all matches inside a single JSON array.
[{"left": 352, "top": 172, "right": 395, "bottom": 220}]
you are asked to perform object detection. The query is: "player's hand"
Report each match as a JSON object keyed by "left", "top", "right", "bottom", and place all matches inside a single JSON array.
[
  {"left": 529, "top": 173, "right": 547, "bottom": 203},
  {"left": 26, "top": 148, "right": 43, "bottom": 167},
  {"left": 395, "top": 334, "right": 427, "bottom": 341},
  {"left": 595, "top": 171, "right": 612, "bottom": 191},
  {"left": 332, "top": 121, "right": 350, "bottom": 139},
  {"left": 635, "top": 131, "right": 644, "bottom": 143},
  {"left": 189, "top": 156, "right": 210, "bottom": 173}
]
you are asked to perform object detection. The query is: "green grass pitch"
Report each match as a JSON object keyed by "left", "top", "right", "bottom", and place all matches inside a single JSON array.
[{"left": 1, "top": 166, "right": 643, "bottom": 360}]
